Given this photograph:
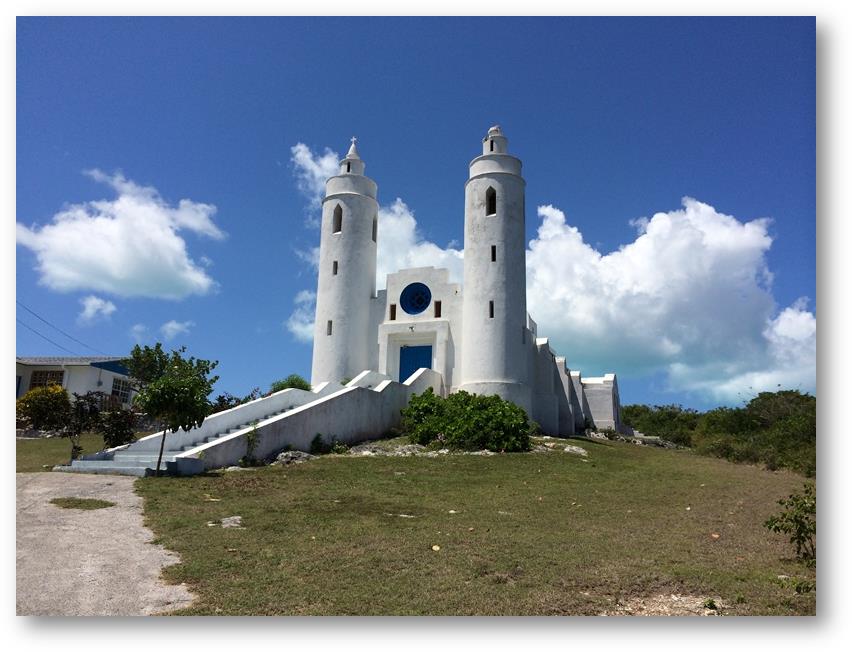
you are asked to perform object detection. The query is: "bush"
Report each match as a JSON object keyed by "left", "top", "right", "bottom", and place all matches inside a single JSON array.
[
  {"left": 97, "top": 407, "right": 137, "bottom": 448},
  {"left": 623, "top": 391, "right": 816, "bottom": 475},
  {"left": 764, "top": 483, "right": 816, "bottom": 564},
  {"left": 16, "top": 384, "right": 71, "bottom": 432},
  {"left": 270, "top": 374, "right": 311, "bottom": 393},
  {"left": 401, "top": 389, "right": 531, "bottom": 452}
]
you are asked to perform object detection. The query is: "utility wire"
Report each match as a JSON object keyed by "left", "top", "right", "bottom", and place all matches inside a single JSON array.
[
  {"left": 16, "top": 318, "right": 80, "bottom": 355},
  {"left": 16, "top": 299, "right": 108, "bottom": 355}
]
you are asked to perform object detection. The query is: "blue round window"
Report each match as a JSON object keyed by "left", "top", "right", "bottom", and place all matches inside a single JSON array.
[{"left": 399, "top": 282, "right": 432, "bottom": 315}]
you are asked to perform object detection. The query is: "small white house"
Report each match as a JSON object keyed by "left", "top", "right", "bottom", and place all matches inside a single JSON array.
[{"left": 15, "top": 356, "right": 135, "bottom": 406}]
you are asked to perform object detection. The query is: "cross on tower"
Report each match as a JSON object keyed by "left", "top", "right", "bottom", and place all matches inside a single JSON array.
[{"left": 351, "top": 136, "right": 357, "bottom": 146}]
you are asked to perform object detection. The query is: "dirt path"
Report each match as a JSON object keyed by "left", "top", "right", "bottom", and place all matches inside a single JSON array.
[{"left": 16, "top": 472, "right": 195, "bottom": 616}]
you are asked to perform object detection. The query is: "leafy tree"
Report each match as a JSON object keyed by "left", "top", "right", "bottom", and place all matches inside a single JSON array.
[
  {"left": 96, "top": 405, "right": 138, "bottom": 449},
  {"left": 122, "top": 343, "right": 171, "bottom": 391},
  {"left": 16, "top": 384, "right": 71, "bottom": 432},
  {"left": 131, "top": 345, "right": 219, "bottom": 475},
  {"left": 210, "top": 387, "right": 262, "bottom": 414},
  {"left": 270, "top": 374, "right": 311, "bottom": 393},
  {"left": 64, "top": 392, "right": 103, "bottom": 461}
]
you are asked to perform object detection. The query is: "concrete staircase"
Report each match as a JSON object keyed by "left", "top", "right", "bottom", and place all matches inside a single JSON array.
[
  {"left": 56, "top": 384, "right": 339, "bottom": 477},
  {"left": 54, "top": 368, "right": 446, "bottom": 477}
]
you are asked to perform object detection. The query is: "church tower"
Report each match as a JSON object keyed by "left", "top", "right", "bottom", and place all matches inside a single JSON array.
[
  {"left": 310, "top": 139, "right": 378, "bottom": 385},
  {"left": 458, "top": 126, "right": 531, "bottom": 413}
]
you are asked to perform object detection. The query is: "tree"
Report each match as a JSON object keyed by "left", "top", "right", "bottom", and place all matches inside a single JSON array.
[
  {"left": 269, "top": 374, "right": 311, "bottom": 393},
  {"left": 123, "top": 343, "right": 171, "bottom": 391},
  {"left": 130, "top": 345, "right": 219, "bottom": 475},
  {"left": 96, "top": 405, "right": 138, "bottom": 448},
  {"left": 64, "top": 392, "right": 103, "bottom": 461}
]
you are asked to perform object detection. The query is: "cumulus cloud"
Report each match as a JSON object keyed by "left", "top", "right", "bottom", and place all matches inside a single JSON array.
[
  {"left": 284, "top": 290, "right": 316, "bottom": 342},
  {"left": 525, "top": 199, "right": 815, "bottom": 402},
  {"left": 290, "top": 143, "right": 340, "bottom": 226},
  {"left": 160, "top": 319, "right": 194, "bottom": 341},
  {"left": 376, "top": 199, "right": 463, "bottom": 288},
  {"left": 129, "top": 323, "right": 148, "bottom": 343},
  {"left": 16, "top": 170, "right": 225, "bottom": 300},
  {"left": 77, "top": 295, "right": 116, "bottom": 324}
]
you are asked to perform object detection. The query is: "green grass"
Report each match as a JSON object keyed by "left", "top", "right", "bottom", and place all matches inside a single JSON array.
[
  {"left": 136, "top": 438, "right": 816, "bottom": 615},
  {"left": 16, "top": 433, "right": 108, "bottom": 472},
  {"left": 50, "top": 497, "right": 115, "bottom": 510}
]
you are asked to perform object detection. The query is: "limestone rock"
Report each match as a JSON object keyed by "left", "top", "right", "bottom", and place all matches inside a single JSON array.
[{"left": 274, "top": 451, "right": 316, "bottom": 465}]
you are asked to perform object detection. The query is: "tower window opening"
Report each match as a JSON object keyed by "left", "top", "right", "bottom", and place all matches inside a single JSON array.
[
  {"left": 372, "top": 216, "right": 377, "bottom": 242},
  {"left": 491, "top": 245, "right": 496, "bottom": 262},
  {"left": 485, "top": 187, "right": 496, "bottom": 216},
  {"left": 332, "top": 204, "right": 343, "bottom": 233},
  {"left": 346, "top": 161, "right": 351, "bottom": 173},
  {"left": 390, "top": 304, "right": 397, "bottom": 321},
  {"left": 326, "top": 320, "right": 333, "bottom": 336},
  {"left": 434, "top": 301, "right": 442, "bottom": 318},
  {"left": 490, "top": 139, "right": 494, "bottom": 152},
  {"left": 332, "top": 260, "right": 338, "bottom": 275},
  {"left": 489, "top": 300, "right": 494, "bottom": 319}
]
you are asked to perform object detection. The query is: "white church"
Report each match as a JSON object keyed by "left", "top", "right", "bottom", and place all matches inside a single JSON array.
[
  {"left": 310, "top": 126, "right": 624, "bottom": 437},
  {"left": 65, "top": 126, "right": 627, "bottom": 475}
]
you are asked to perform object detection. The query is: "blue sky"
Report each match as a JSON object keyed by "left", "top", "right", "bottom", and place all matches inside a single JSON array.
[{"left": 15, "top": 16, "right": 816, "bottom": 409}]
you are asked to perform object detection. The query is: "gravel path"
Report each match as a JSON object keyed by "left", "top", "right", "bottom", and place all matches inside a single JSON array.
[{"left": 16, "top": 472, "right": 195, "bottom": 616}]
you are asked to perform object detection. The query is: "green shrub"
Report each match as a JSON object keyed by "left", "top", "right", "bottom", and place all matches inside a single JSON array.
[
  {"left": 16, "top": 384, "right": 71, "bottom": 432},
  {"left": 623, "top": 391, "right": 816, "bottom": 475},
  {"left": 401, "top": 389, "right": 531, "bottom": 452},
  {"left": 97, "top": 407, "right": 137, "bottom": 448},
  {"left": 270, "top": 374, "right": 311, "bottom": 393},
  {"left": 310, "top": 433, "right": 330, "bottom": 455},
  {"left": 764, "top": 483, "right": 816, "bottom": 563}
]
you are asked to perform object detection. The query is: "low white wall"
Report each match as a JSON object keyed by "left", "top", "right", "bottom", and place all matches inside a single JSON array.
[
  {"left": 180, "top": 369, "right": 445, "bottom": 470},
  {"left": 129, "top": 383, "right": 341, "bottom": 452}
]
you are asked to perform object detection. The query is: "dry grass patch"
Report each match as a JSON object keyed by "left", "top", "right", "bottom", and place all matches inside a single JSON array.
[{"left": 136, "top": 438, "right": 815, "bottom": 615}]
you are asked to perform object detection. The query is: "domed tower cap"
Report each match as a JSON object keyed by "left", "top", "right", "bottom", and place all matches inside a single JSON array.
[
  {"left": 483, "top": 125, "right": 508, "bottom": 155},
  {"left": 340, "top": 136, "right": 365, "bottom": 175}
]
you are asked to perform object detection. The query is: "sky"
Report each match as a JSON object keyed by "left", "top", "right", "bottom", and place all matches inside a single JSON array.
[{"left": 15, "top": 16, "right": 816, "bottom": 409}]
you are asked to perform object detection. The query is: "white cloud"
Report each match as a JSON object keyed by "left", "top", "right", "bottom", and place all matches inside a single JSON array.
[
  {"left": 16, "top": 170, "right": 225, "bottom": 300},
  {"left": 376, "top": 198, "right": 464, "bottom": 289},
  {"left": 129, "top": 323, "right": 148, "bottom": 343},
  {"left": 290, "top": 143, "right": 340, "bottom": 226},
  {"left": 77, "top": 295, "right": 116, "bottom": 324},
  {"left": 525, "top": 199, "right": 815, "bottom": 402},
  {"left": 284, "top": 290, "right": 316, "bottom": 342},
  {"left": 160, "top": 319, "right": 194, "bottom": 341}
]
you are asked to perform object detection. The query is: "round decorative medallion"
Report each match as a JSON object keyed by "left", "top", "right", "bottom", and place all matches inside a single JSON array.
[{"left": 399, "top": 282, "right": 432, "bottom": 315}]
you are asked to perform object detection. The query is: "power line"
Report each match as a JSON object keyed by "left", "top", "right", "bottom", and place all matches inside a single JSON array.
[
  {"left": 16, "top": 299, "right": 108, "bottom": 355},
  {"left": 16, "top": 319, "right": 80, "bottom": 355}
]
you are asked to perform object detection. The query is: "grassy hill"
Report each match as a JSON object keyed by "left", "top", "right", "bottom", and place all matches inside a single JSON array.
[{"left": 136, "top": 437, "right": 815, "bottom": 615}]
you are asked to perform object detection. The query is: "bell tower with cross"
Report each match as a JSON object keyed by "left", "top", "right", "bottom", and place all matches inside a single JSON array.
[{"left": 310, "top": 137, "right": 380, "bottom": 385}]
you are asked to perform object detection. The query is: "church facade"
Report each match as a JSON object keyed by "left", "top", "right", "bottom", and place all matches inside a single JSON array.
[{"left": 310, "top": 126, "right": 624, "bottom": 437}]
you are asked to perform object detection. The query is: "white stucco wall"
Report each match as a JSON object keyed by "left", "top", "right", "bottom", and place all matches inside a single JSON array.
[
  {"left": 377, "top": 266, "right": 462, "bottom": 388},
  {"left": 581, "top": 374, "right": 622, "bottom": 432}
]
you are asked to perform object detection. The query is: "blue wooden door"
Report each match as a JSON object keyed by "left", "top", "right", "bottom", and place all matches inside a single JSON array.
[{"left": 399, "top": 345, "right": 432, "bottom": 382}]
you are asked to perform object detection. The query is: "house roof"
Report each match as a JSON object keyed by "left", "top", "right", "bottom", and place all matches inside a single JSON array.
[{"left": 16, "top": 356, "right": 125, "bottom": 366}]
